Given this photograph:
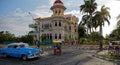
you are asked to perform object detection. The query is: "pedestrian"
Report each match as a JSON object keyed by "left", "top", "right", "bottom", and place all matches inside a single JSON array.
[
  {"left": 99, "top": 43, "right": 103, "bottom": 51},
  {"left": 37, "top": 43, "right": 40, "bottom": 48},
  {"left": 109, "top": 42, "right": 113, "bottom": 49},
  {"left": 108, "top": 42, "right": 114, "bottom": 55},
  {"left": 115, "top": 46, "right": 119, "bottom": 56}
]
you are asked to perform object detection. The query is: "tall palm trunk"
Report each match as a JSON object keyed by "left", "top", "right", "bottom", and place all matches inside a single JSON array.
[
  {"left": 99, "top": 25, "right": 103, "bottom": 36},
  {"left": 90, "top": 13, "right": 92, "bottom": 33}
]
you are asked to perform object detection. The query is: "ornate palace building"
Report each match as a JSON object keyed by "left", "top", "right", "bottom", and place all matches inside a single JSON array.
[{"left": 29, "top": 0, "right": 79, "bottom": 44}]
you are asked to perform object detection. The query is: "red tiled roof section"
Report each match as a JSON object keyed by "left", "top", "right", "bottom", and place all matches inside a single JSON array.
[
  {"left": 54, "top": 0, "right": 63, "bottom": 4},
  {"left": 34, "top": 17, "right": 41, "bottom": 20}
]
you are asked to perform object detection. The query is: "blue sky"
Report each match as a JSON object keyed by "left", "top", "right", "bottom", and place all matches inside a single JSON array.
[{"left": 0, "top": 0, "right": 120, "bottom": 37}]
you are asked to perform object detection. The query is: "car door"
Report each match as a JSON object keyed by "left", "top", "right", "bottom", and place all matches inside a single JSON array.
[
  {"left": 7, "top": 45, "right": 19, "bottom": 57},
  {"left": 6, "top": 45, "right": 15, "bottom": 57},
  {"left": 11, "top": 45, "right": 21, "bottom": 58},
  {"left": 13, "top": 47, "right": 21, "bottom": 58}
]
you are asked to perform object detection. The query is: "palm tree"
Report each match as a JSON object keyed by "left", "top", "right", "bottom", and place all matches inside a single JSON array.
[
  {"left": 78, "top": 24, "right": 86, "bottom": 38},
  {"left": 80, "top": 0, "right": 97, "bottom": 33},
  {"left": 94, "top": 5, "right": 111, "bottom": 36},
  {"left": 80, "top": 14, "right": 90, "bottom": 33},
  {"left": 117, "top": 14, "right": 120, "bottom": 28},
  {"left": 109, "top": 28, "right": 120, "bottom": 40}
]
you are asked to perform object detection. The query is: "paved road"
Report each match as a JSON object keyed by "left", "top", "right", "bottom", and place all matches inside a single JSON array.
[{"left": 0, "top": 45, "right": 117, "bottom": 65}]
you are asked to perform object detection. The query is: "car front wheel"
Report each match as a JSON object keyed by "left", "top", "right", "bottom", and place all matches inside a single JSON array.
[{"left": 21, "top": 55, "right": 27, "bottom": 61}]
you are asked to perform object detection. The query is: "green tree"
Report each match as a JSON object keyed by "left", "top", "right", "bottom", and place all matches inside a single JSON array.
[
  {"left": 19, "top": 35, "right": 33, "bottom": 45},
  {"left": 4, "top": 31, "right": 15, "bottom": 41},
  {"left": 78, "top": 24, "right": 86, "bottom": 38},
  {"left": 109, "top": 28, "right": 120, "bottom": 41},
  {"left": 80, "top": 0, "right": 97, "bottom": 33},
  {"left": 109, "top": 15, "right": 120, "bottom": 41},
  {"left": 94, "top": 5, "right": 111, "bottom": 36},
  {"left": 90, "top": 32, "right": 103, "bottom": 41},
  {"left": 0, "top": 31, "right": 15, "bottom": 43},
  {"left": 80, "top": 14, "right": 90, "bottom": 34},
  {"left": 0, "top": 31, "right": 5, "bottom": 43},
  {"left": 41, "top": 34, "right": 46, "bottom": 41}
]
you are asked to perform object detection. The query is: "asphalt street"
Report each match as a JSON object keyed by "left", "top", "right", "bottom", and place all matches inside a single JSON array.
[{"left": 0, "top": 45, "right": 118, "bottom": 65}]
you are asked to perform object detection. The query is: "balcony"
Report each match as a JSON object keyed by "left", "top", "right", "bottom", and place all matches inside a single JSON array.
[
  {"left": 29, "top": 24, "right": 37, "bottom": 28},
  {"left": 28, "top": 31, "right": 36, "bottom": 35}
]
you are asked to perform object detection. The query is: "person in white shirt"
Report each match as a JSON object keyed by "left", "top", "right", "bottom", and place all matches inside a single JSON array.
[{"left": 109, "top": 42, "right": 113, "bottom": 48}]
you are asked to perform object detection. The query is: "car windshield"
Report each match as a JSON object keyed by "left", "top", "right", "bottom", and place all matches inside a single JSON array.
[{"left": 7, "top": 45, "right": 18, "bottom": 48}]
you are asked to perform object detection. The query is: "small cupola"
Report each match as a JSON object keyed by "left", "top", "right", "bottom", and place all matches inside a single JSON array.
[{"left": 50, "top": 0, "right": 66, "bottom": 17}]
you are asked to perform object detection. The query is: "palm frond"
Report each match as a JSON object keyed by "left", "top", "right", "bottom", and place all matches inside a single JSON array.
[
  {"left": 117, "top": 14, "right": 120, "bottom": 20},
  {"left": 104, "top": 17, "right": 110, "bottom": 25}
]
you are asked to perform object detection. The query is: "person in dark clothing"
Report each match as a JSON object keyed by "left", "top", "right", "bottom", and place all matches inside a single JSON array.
[
  {"left": 37, "top": 44, "right": 40, "bottom": 48},
  {"left": 53, "top": 43, "right": 61, "bottom": 55},
  {"left": 115, "top": 46, "right": 119, "bottom": 56},
  {"left": 99, "top": 43, "right": 103, "bottom": 51}
]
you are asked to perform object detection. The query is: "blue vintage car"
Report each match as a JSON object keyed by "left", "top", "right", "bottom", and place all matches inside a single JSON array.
[{"left": 0, "top": 43, "right": 41, "bottom": 60}]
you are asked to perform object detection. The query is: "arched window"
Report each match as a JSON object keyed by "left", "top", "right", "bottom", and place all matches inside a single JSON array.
[
  {"left": 47, "top": 34, "right": 49, "bottom": 39},
  {"left": 75, "top": 29, "right": 77, "bottom": 32},
  {"left": 59, "top": 10, "right": 61, "bottom": 14},
  {"left": 55, "top": 22, "right": 57, "bottom": 26},
  {"left": 55, "top": 10, "right": 57, "bottom": 14},
  {"left": 69, "top": 26, "right": 71, "bottom": 30},
  {"left": 59, "top": 34, "right": 61, "bottom": 39},
  {"left": 50, "top": 33, "right": 52, "bottom": 40},
  {"left": 55, "top": 34, "right": 57, "bottom": 39},
  {"left": 59, "top": 21, "right": 61, "bottom": 26},
  {"left": 42, "top": 24, "right": 44, "bottom": 28}
]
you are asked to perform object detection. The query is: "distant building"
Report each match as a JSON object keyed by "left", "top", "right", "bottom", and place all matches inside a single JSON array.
[{"left": 29, "top": 0, "right": 79, "bottom": 44}]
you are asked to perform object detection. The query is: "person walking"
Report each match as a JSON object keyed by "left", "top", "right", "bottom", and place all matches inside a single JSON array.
[
  {"left": 108, "top": 42, "right": 114, "bottom": 55},
  {"left": 115, "top": 46, "right": 119, "bottom": 56},
  {"left": 109, "top": 42, "right": 113, "bottom": 48},
  {"left": 99, "top": 43, "right": 103, "bottom": 51}
]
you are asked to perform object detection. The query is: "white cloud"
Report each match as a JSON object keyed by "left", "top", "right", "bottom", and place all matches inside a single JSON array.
[
  {"left": 102, "top": 0, "right": 120, "bottom": 36},
  {"left": 65, "top": 10, "right": 82, "bottom": 24},
  {"left": 36, "top": 5, "right": 49, "bottom": 9},
  {"left": 65, "top": 0, "right": 73, "bottom": 6},
  {"left": 96, "top": 0, "right": 110, "bottom": 6},
  {"left": 12, "top": 8, "right": 29, "bottom": 17},
  {"left": 0, "top": 4, "right": 52, "bottom": 36},
  {"left": 0, "top": 8, "right": 33, "bottom": 36},
  {"left": 65, "top": 10, "right": 79, "bottom": 15},
  {"left": 29, "top": 0, "right": 40, "bottom": 2},
  {"left": 48, "top": 0, "right": 54, "bottom": 6},
  {"left": 31, "top": 5, "right": 52, "bottom": 18},
  {"left": 32, "top": 10, "right": 52, "bottom": 18}
]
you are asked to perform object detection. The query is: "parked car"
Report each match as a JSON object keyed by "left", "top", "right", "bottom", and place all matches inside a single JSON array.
[{"left": 0, "top": 42, "right": 41, "bottom": 60}]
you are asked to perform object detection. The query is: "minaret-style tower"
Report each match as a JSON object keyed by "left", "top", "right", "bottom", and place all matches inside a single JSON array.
[{"left": 50, "top": 0, "right": 66, "bottom": 17}]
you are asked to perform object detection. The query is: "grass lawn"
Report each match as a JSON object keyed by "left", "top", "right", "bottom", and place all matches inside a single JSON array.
[{"left": 97, "top": 54, "right": 120, "bottom": 60}]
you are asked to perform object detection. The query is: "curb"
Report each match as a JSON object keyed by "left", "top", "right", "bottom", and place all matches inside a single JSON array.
[{"left": 92, "top": 54, "right": 120, "bottom": 63}]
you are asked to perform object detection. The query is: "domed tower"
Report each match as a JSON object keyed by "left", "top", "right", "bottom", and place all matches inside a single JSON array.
[{"left": 50, "top": 0, "right": 66, "bottom": 17}]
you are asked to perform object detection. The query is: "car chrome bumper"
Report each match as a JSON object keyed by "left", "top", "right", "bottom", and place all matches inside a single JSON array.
[{"left": 28, "top": 53, "right": 40, "bottom": 59}]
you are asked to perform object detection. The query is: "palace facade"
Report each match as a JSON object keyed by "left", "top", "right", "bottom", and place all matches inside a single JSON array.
[{"left": 29, "top": 0, "right": 79, "bottom": 44}]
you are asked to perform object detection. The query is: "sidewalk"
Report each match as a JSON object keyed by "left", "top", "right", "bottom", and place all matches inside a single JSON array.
[
  {"left": 81, "top": 57, "right": 116, "bottom": 65},
  {"left": 93, "top": 50, "right": 120, "bottom": 65}
]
